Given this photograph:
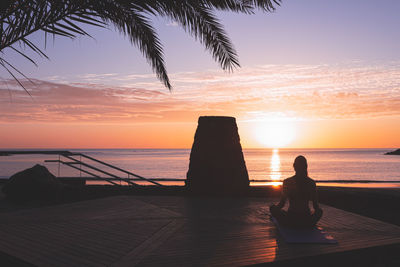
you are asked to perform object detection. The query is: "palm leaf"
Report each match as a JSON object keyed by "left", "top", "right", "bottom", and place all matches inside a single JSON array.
[
  {"left": 92, "top": 0, "right": 171, "bottom": 89},
  {"left": 152, "top": 1, "right": 240, "bottom": 71},
  {"left": 0, "top": 0, "right": 281, "bottom": 93}
]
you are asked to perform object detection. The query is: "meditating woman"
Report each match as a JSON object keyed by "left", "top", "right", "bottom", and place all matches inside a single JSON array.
[{"left": 270, "top": 155, "right": 323, "bottom": 228}]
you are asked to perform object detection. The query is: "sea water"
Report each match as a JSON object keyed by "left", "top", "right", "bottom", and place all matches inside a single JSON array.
[{"left": 0, "top": 148, "right": 399, "bottom": 186}]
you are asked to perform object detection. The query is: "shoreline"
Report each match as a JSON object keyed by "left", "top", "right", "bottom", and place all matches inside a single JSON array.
[
  {"left": 317, "top": 186, "right": 400, "bottom": 226},
  {"left": 2, "top": 178, "right": 400, "bottom": 188}
]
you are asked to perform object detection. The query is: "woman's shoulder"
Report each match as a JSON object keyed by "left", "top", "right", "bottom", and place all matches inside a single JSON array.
[
  {"left": 283, "top": 176, "right": 296, "bottom": 184},
  {"left": 284, "top": 176, "right": 316, "bottom": 186},
  {"left": 306, "top": 176, "right": 317, "bottom": 186}
]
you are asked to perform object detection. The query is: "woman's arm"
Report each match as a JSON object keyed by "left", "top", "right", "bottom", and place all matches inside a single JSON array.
[
  {"left": 277, "top": 195, "right": 287, "bottom": 209},
  {"left": 312, "top": 182, "right": 321, "bottom": 210},
  {"left": 276, "top": 181, "right": 288, "bottom": 209}
]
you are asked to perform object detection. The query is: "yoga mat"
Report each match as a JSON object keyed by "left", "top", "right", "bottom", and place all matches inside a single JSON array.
[{"left": 271, "top": 217, "right": 338, "bottom": 244}]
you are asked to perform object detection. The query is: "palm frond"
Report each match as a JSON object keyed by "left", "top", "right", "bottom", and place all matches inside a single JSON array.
[
  {"left": 0, "top": 58, "right": 33, "bottom": 98},
  {"left": 246, "top": 0, "right": 281, "bottom": 11},
  {"left": 0, "top": 0, "right": 281, "bottom": 93},
  {"left": 91, "top": 0, "right": 171, "bottom": 89},
  {"left": 152, "top": 1, "right": 240, "bottom": 71},
  {"left": 0, "top": 0, "right": 100, "bottom": 93}
]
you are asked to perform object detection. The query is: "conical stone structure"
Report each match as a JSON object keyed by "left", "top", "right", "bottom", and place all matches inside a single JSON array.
[{"left": 186, "top": 116, "right": 249, "bottom": 193}]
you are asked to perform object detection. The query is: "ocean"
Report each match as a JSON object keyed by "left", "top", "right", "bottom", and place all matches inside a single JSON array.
[{"left": 1, "top": 148, "right": 399, "bottom": 187}]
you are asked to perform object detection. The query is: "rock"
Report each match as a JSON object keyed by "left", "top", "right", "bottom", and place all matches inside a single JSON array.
[
  {"left": 2, "top": 164, "right": 63, "bottom": 202},
  {"left": 385, "top": 149, "right": 400, "bottom": 155},
  {"left": 186, "top": 116, "right": 249, "bottom": 194}
]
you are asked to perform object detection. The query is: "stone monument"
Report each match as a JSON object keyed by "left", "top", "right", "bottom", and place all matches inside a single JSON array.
[{"left": 186, "top": 116, "right": 249, "bottom": 193}]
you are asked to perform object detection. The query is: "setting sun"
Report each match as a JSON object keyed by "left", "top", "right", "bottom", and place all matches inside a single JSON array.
[{"left": 254, "top": 121, "right": 296, "bottom": 148}]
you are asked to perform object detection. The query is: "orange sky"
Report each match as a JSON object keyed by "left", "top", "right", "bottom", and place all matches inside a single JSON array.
[
  {"left": 1, "top": 1, "right": 400, "bottom": 149},
  {"left": 1, "top": 63, "right": 399, "bottom": 149},
  {"left": 1, "top": 117, "right": 399, "bottom": 149}
]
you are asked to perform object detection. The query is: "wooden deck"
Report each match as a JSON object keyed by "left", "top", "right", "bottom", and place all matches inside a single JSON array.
[{"left": 0, "top": 196, "right": 399, "bottom": 266}]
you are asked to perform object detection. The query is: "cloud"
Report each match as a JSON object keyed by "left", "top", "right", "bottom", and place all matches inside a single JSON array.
[
  {"left": 0, "top": 79, "right": 170, "bottom": 123},
  {"left": 166, "top": 21, "right": 178, "bottom": 27},
  {"left": 1, "top": 62, "right": 399, "bottom": 123}
]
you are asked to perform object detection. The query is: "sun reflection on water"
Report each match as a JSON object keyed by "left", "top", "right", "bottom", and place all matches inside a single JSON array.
[{"left": 270, "top": 149, "right": 282, "bottom": 187}]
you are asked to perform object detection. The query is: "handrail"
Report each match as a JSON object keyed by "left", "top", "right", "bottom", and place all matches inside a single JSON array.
[
  {"left": 73, "top": 153, "right": 162, "bottom": 186},
  {"left": 62, "top": 155, "right": 137, "bottom": 186},
  {"left": 1, "top": 150, "right": 161, "bottom": 186},
  {"left": 46, "top": 159, "right": 120, "bottom": 186}
]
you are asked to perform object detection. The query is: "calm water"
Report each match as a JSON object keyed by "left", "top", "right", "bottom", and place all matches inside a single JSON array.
[{"left": 0, "top": 148, "right": 399, "bottom": 186}]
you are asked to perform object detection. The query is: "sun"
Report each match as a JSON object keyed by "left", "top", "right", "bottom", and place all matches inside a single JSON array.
[{"left": 254, "top": 121, "right": 296, "bottom": 148}]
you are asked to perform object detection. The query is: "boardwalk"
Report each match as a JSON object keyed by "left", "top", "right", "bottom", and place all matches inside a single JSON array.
[{"left": 0, "top": 195, "right": 399, "bottom": 266}]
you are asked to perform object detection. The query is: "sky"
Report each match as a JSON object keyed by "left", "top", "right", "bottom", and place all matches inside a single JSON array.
[{"left": 1, "top": 0, "right": 400, "bottom": 148}]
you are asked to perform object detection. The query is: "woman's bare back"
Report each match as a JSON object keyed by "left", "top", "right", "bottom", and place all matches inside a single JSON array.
[{"left": 283, "top": 175, "right": 317, "bottom": 214}]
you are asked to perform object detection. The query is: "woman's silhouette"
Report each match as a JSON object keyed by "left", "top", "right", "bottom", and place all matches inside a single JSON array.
[{"left": 270, "top": 155, "right": 323, "bottom": 228}]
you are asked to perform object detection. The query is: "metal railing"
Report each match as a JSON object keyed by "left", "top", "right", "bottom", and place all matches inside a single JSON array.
[{"left": 0, "top": 150, "right": 161, "bottom": 186}]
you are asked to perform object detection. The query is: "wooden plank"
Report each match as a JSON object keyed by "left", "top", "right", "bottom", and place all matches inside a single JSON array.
[
  {"left": 0, "top": 197, "right": 183, "bottom": 266},
  {"left": 112, "top": 219, "right": 185, "bottom": 267},
  {"left": 0, "top": 196, "right": 399, "bottom": 267},
  {"left": 134, "top": 196, "right": 400, "bottom": 266}
]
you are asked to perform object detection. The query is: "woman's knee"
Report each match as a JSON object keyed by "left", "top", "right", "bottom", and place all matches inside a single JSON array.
[
  {"left": 312, "top": 208, "right": 323, "bottom": 223},
  {"left": 270, "top": 204, "right": 276, "bottom": 211},
  {"left": 270, "top": 205, "right": 280, "bottom": 216},
  {"left": 315, "top": 208, "right": 323, "bottom": 217}
]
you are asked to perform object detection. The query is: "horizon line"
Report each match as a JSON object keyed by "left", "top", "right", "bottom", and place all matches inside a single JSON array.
[{"left": 0, "top": 147, "right": 397, "bottom": 150}]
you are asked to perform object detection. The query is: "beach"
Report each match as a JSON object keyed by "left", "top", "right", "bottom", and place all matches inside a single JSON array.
[{"left": 317, "top": 186, "right": 400, "bottom": 226}]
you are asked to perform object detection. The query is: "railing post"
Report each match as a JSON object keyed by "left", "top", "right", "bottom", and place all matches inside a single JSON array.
[
  {"left": 58, "top": 154, "right": 60, "bottom": 177},
  {"left": 79, "top": 154, "right": 82, "bottom": 178}
]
